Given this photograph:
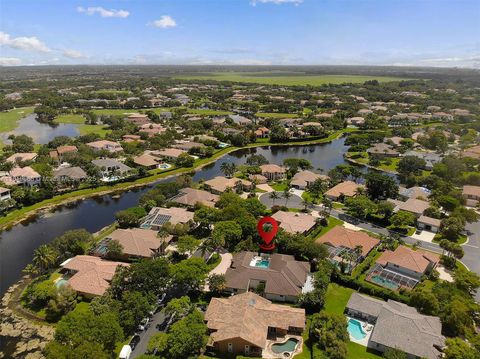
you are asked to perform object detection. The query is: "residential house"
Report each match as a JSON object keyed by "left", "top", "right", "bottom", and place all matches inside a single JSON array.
[
  {"left": 86, "top": 140, "right": 123, "bottom": 153},
  {"left": 403, "top": 151, "right": 443, "bottom": 170},
  {"left": 122, "top": 134, "right": 142, "bottom": 143},
  {"left": 204, "top": 176, "right": 252, "bottom": 194},
  {"left": 229, "top": 114, "right": 251, "bottom": 126},
  {"left": 254, "top": 127, "right": 270, "bottom": 138},
  {"left": 346, "top": 117, "right": 365, "bottom": 126},
  {"left": 49, "top": 145, "right": 78, "bottom": 163},
  {"left": 367, "top": 143, "right": 400, "bottom": 158},
  {"left": 367, "top": 246, "right": 439, "bottom": 290},
  {"left": 141, "top": 206, "right": 195, "bottom": 231},
  {"left": 103, "top": 228, "right": 171, "bottom": 259},
  {"left": 8, "top": 167, "right": 41, "bottom": 186},
  {"left": 92, "top": 159, "right": 132, "bottom": 181},
  {"left": 173, "top": 141, "right": 205, "bottom": 151},
  {"left": 224, "top": 252, "right": 312, "bottom": 303},
  {"left": 59, "top": 255, "right": 129, "bottom": 297},
  {"left": 324, "top": 181, "right": 364, "bottom": 201},
  {"left": 398, "top": 186, "right": 431, "bottom": 201},
  {"left": 171, "top": 187, "right": 219, "bottom": 208},
  {"left": 205, "top": 292, "right": 305, "bottom": 357},
  {"left": 417, "top": 215, "right": 441, "bottom": 233},
  {"left": 0, "top": 187, "right": 11, "bottom": 201},
  {"left": 153, "top": 148, "right": 187, "bottom": 162},
  {"left": 462, "top": 145, "right": 480, "bottom": 160},
  {"left": 290, "top": 170, "right": 327, "bottom": 190},
  {"left": 462, "top": 185, "right": 480, "bottom": 207},
  {"left": 139, "top": 123, "right": 166, "bottom": 137},
  {"left": 259, "top": 164, "right": 286, "bottom": 181},
  {"left": 248, "top": 174, "right": 268, "bottom": 184},
  {"left": 346, "top": 293, "right": 445, "bottom": 359},
  {"left": 316, "top": 226, "right": 379, "bottom": 270},
  {"left": 53, "top": 166, "right": 88, "bottom": 183},
  {"left": 126, "top": 113, "right": 150, "bottom": 126},
  {"left": 271, "top": 211, "right": 317, "bottom": 234},
  {"left": 389, "top": 198, "right": 430, "bottom": 218},
  {"left": 6, "top": 152, "right": 37, "bottom": 164},
  {"left": 133, "top": 153, "right": 163, "bottom": 169}
]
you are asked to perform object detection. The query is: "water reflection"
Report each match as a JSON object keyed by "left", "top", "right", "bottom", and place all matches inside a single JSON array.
[{"left": 0, "top": 115, "right": 80, "bottom": 144}]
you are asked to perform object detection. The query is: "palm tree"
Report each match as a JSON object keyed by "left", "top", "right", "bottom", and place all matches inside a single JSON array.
[
  {"left": 33, "top": 245, "right": 57, "bottom": 273},
  {"left": 283, "top": 189, "right": 292, "bottom": 206},
  {"left": 322, "top": 197, "right": 333, "bottom": 216},
  {"left": 353, "top": 245, "right": 363, "bottom": 262},
  {"left": 269, "top": 191, "right": 279, "bottom": 206}
]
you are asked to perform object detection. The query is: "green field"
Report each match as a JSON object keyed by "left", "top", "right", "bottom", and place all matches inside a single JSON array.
[
  {"left": 54, "top": 114, "right": 110, "bottom": 137},
  {"left": 175, "top": 72, "right": 407, "bottom": 86},
  {"left": 256, "top": 112, "right": 299, "bottom": 118},
  {"left": 0, "top": 107, "right": 34, "bottom": 132}
]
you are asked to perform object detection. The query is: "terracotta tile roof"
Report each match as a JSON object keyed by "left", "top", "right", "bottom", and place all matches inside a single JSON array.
[
  {"left": 172, "top": 187, "right": 219, "bottom": 207},
  {"left": 324, "top": 181, "right": 364, "bottom": 199},
  {"left": 290, "top": 170, "right": 327, "bottom": 188},
  {"left": 107, "top": 228, "right": 170, "bottom": 258},
  {"left": 394, "top": 198, "right": 430, "bottom": 215},
  {"left": 61, "top": 255, "right": 129, "bottom": 296},
  {"left": 376, "top": 246, "right": 439, "bottom": 273},
  {"left": 133, "top": 153, "right": 160, "bottom": 167},
  {"left": 260, "top": 164, "right": 286, "bottom": 174},
  {"left": 463, "top": 185, "right": 480, "bottom": 198},
  {"left": 154, "top": 148, "right": 187, "bottom": 159},
  {"left": 204, "top": 176, "right": 252, "bottom": 193},
  {"left": 6, "top": 152, "right": 37, "bottom": 163},
  {"left": 316, "top": 226, "right": 379, "bottom": 257},
  {"left": 142, "top": 206, "right": 194, "bottom": 227},
  {"left": 205, "top": 292, "right": 305, "bottom": 349},
  {"left": 418, "top": 215, "right": 441, "bottom": 227},
  {"left": 225, "top": 252, "right": 310, "bottom": 297},
  {"left": 9, "top": 166, "right": 41, "bottom": 179},
  {"left": 57, "top": 145, "right": 78, "bottom": 155},
  {"left": 271, "top": 210, "right": 317, "bottom": 234}
]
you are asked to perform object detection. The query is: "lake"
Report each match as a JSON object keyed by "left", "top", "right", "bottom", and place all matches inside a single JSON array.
[
  {"left": 0, "top": 115, "right": 80, "bottom": 145},
  {"left": 0, "top": 137, "right": 352, "bottom": 295}
]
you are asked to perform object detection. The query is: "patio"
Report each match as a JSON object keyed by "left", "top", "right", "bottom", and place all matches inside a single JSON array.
[{"left": 263, "top": 335, "right": 303, "bottom": 359}]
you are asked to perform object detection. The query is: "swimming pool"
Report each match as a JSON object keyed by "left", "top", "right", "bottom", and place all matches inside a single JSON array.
[
  {"left": 271, "top": 338, "right": 299, "bottom": 354},
  {"left": 347, "top": 319, "right": 367, "bottom": 340},
  {"left": 254, "top": 259, "right": 270, "bottom": 268},
  {"left": 370, "top": 275, "right": 399, "bottom": 290}
]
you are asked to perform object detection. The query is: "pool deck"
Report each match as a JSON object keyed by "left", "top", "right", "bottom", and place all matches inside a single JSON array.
[
  {"left": 346, "top": 316, "right": 373, "bottom": 347},
  {"left": 263, "top": 335, "right": 303, "bottom": 359}
]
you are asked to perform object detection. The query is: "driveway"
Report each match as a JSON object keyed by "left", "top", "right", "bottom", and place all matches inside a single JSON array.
[
  {"left": 258, "top": 191, "right": 303, "bottom": 209},
  {"left": 410, "top": 230, "right": 436, "bottom": 243},
  {"left": 203, "top": 253, "right": 232, "bottom": 291}
]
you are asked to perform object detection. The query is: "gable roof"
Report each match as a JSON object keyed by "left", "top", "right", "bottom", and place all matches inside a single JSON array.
[
  {"left": 204, "top": 176, "right": 252, "bottom": 193},
  {"left": 315, "top": 226, "right": 379, "bottom": 257},
  {"left": 376, "top": 246, "right": 439, "bottom": 273},
  {"left": 225, "top": 252, "right": 310, "bottom": 297},
  {"left": 205, "top": 292, "right": 305, "bottom": 349},
  {"left": 53, "top": 166, "right": 87, "bottom": 180},
  {"left": 6, "top": 152, "right": 37, "bottom": 163},
  {"left": 463, "top": 185, "right": 480, "bottom": 197},
  {"left": 290, "top": 170, "right": 327, "bottom": 188},
  {"left": 260, "top": 164, "right": 286, "bottom": 174},
  {"left": 61, "top": 255, "right": 129, "bottom": 296}
]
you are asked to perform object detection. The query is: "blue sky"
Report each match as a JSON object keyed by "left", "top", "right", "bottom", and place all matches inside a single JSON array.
[{"left": 0, "top": 0, "right": 479, "bottom": 67}]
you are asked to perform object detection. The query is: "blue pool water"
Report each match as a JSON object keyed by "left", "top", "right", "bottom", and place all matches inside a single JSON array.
[
  {"left": 271, "top": 338, "right": 299, "bottom": 354},
  {"left": 254, "top": 259, "right": 270, "bottom": 268},
  {"left": 348, "top": 319, "right": 367, "bottom": 340},
  {"left": 370, "top": 275, "right": 399, "bottom": 290}
]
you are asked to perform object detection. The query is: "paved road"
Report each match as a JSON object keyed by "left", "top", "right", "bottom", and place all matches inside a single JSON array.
[
  {"left": 464, "top": 221, "right": 480, "bottom": 302},
  {"left": 130, "top": 308, "right": 167, "bottom": 358}
]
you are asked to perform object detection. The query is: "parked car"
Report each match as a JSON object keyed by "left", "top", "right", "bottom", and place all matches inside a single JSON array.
[
  {"left": 129, "top": 334, "right": 141, "bottom": 350},
  {"left": 119, "top": 345, "right": 132, "bottom": 359},
  {"left": 137, "top": 317, "right": 149, "bottom": 331}
]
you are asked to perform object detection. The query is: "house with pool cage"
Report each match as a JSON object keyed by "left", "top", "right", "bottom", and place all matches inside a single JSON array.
[
  {"left": 315, "top": 225, "right": 380, "bottom": 273},
  {"left": 366, "top": 245, "right": 440, "bottom": 291}
]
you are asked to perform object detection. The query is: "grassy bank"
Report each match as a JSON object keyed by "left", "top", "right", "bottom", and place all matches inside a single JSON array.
[{"left": 0, "top": 107, "right": 35, "bottom": 132}]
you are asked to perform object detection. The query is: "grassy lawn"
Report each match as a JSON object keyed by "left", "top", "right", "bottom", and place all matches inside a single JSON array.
[
  {"left": 256, "top": 112, "right": 299, "bottom": 118},
  {"left": 346, "top": 342, "right": 382, "bottom": 359},
  {"left": 187, "top": 109, "right": 233, "bottom": 116},
  {"left": 0, "top": 107, "right": 34, "bottom": 132},
  {"left": 332, "top": 202, "right": 345, "bottom": 209},
  {"left": 270, "top": 182, "right": 289, "bottom": 191},
  {"left": 324, "top": 283, "right": 354, "bottom": 315},
  {"left": 77, "top": 124, "right": 111, "bottom": 137},
  {"left": 314, "top": 216, "right": 343, "bottom": 239},
  {"left": 378, "top": 158, "right": 400, "bottom": 172},
  {"left": 174, "top": 72, "right": 408, "bottom": 86},
  {"left": 433, "top": 233, "right": 468, "bottom": 245}
]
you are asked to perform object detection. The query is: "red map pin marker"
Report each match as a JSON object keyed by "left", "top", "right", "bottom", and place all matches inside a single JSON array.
[{"left": 257, "top": 216, "right": 278, "bottom": 251}]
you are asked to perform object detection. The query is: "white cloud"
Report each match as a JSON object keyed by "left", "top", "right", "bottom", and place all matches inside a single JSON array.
[
  {"left": 152, "top": 15, "right": 177, "bottom": 28},
  {"left": 0, "top": 57, "right": 22, "bottom": 66},
  {"left": 77, "top": 6, "right": 129, "bottom": 18},
  {"left": 63, "top": 49, "right": 87, "bottom": 59},
  {"left": 0, "top": 32, "right": 50, "bottom": 53},
  {"left": 251, "top": 0, "right": 303, "bottom": 5}
]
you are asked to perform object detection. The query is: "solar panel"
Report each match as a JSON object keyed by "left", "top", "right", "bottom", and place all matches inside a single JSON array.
[{"left": 152, "top": 214, "right": 172, "bottom": 226}]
